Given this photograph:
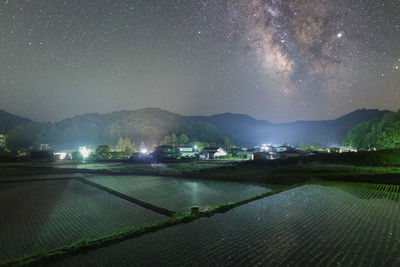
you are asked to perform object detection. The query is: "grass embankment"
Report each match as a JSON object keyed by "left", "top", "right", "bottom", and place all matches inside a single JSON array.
[
  {"left": 76, "top": 177, "right": 175, "bottom": 216},
  {"left": 315, "top": 149, "right": 400, "bottom": 166},
  {"left": 193, "top": 161, "right": 400, "bottom": 185},
  {"left": 200, "top": 149, "right": 400, "bottom": 185},
  {"left": 0, "top": 184, "right": 297, "bottom": 267},
  {"left": 193, "top": 150, "right": 400, "bottom": 185}
]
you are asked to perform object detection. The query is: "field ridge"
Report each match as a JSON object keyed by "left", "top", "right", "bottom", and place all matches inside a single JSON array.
[
  {"left": 0, "top": 184, "right": 298, "bottom": 266},
  {"left": 76, "top": 177, "right": 175, "bottom": 217}
]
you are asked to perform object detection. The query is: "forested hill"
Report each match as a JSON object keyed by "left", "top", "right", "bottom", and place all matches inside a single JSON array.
[
  {"left": 344, "top": 110, "right": 400, "bottom": 148},
  {"left": 199, "top": 113, "right": 272, "bottom": 147},
  {"left": 202, "top": 109, "right": 389, "bottom": 146},
  {"left": 0, "top": 109, "right": 32, "bottom": 133},
  {"left": 32, "top": 108, "right": 228, "bottom": 148}
]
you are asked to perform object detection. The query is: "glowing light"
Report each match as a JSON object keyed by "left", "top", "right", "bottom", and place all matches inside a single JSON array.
[
  {"left": 194, "top": 145, "right": 198, "bottom": 150},
  {"left": 260, "top": 144, "right": 270, "bottom": 152},
  {"left": 337, "top": 32, "right": 343, "bottom": 38},
  {"left": 141, "top": 148, "right": 147, "bottom": 153},
  {"left": 79, "top": 147, "right": 89, "bottom": 158},
  {"left": 55, "top": 152, "right": 67, "bottom": 160}
]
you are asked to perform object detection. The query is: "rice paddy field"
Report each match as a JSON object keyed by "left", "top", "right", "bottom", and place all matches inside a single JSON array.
[
  {"left": 0, "top": 161, "right": 234, "bottom": 174},
  {"left": 0, "top": 179, "right": 165, "bottom": 261},
  {"left": 83, "top": 175, "right": 272, "bottom": 212},
  {"left": 54, "top": 182, "right": 400, "bottom": 266}
]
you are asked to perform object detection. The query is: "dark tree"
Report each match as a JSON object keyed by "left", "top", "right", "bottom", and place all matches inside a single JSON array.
[
  {"left": 5, "top": 123, "right": 40, "bottom": 151},
  {"left": 71, "top": 151, "right": 83, "bottom": 161},
  {"left": 95, "top": 145, "right": 111, "bottom": 160}
]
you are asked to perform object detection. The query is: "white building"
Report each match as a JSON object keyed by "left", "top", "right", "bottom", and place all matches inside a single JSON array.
[
  {"left": 0, "top": 134, "right": 5, "bottom": 147},
  {"left": 179, "top": 146, "right": 196, "bottom": 158},
  {"left": 199, "top": 147, "right": 228, "bottom": 160}
]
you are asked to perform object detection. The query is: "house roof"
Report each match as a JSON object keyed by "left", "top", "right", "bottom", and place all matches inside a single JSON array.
[{"left": 202, "top": 147, "right": 227, "bottom": 153}]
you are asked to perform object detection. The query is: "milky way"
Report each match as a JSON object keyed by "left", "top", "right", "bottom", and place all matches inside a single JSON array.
[
  {"left": 228, "top": 0, "right": 400, "bottom": 103},
  {"left": 0, "top": 0, "right": 399, "bottom": 122}
]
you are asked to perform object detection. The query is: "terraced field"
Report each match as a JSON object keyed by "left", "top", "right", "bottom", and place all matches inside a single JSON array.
[
  {"left": 0, "top": 179, "right": 165, "bottom": 261},
  {"left": 55, "top": 183, "right": 400, "bottom": 266},
  {"left": 84, "top": 175, "right": 272, "bottom": 211}
]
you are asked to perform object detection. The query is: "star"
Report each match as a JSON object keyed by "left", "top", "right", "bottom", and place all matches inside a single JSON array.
[{"left": 0, "top": 0, "right": 399, "bottom": 123}]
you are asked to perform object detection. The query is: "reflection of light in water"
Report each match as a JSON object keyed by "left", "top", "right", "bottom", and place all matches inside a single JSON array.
[{"left": 184, "top": 181, "right": 200, "bottom": 210}]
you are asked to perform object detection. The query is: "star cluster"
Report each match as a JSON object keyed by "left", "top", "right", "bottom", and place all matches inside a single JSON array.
[{"left": 0, "top": 0, "right": 399, "bottom": 122}]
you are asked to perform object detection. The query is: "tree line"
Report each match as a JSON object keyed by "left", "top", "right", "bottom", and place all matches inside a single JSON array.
[
  {"left": 344, "top": 110, "right": 400, "bottom": 149},
  {"left": 159, "top": 133, "right": 189, "bottom": 147}
]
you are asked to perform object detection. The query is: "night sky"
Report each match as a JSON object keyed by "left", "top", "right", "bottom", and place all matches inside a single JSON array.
[{"left": 0, "top": 0, "right": 399, "bottom": 122}]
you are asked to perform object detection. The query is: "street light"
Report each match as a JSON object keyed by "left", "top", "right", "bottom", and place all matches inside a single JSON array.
[{"left": 79, "top": 147, "right": 89, "bottom": 158}]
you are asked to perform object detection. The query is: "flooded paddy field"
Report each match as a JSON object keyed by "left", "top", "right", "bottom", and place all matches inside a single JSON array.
[
  {"left": 55, "top": 182, "right": 400, "bottom": 266},
  {"left": 84, "top": 174, "right": 272, "bottom": 212},
  {"left": 0, "top": 179, "right": 165, "bottom": 261}
]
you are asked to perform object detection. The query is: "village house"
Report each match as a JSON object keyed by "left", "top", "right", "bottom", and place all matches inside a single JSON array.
[
  {"left": 151, "top": 146, "right": 180, "bottom": 160},
  {"left": 199, "top": 147, "right": 228, "bottom": 160},
  {"left": 234, "top": 149, "right": 253, "bottom": 160},
  {"left": 179, "top": 145, "right": 196, "bottom": 158}
]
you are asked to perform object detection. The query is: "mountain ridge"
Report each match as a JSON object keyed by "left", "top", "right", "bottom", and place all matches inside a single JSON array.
[
  {"left": 0, "top": 107, "right": 390, "bottom": 147},
  {"left": 0, "top": 109, "right": 32, "bottom": 133}
]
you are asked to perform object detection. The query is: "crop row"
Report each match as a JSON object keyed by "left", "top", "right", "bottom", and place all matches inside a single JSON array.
[
  {"left": 84, "top": 175, "right": 271, "bottom": 212},
  {"left": 0, "top": 179, "right": 165, "bottom": 261},
  {"left": 53, "top": 183, "right": 400, "bottom": 266}
]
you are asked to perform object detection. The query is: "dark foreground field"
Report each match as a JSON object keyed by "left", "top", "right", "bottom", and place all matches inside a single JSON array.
[
  {"left": 1, "top": 160, "right": 400, "bottom": 266},
  {"left": 0, "top": 179, "right": 165, "bottom": 261},
  {"left": 55, "top": 183, "right": 400, "bottom": 266}
]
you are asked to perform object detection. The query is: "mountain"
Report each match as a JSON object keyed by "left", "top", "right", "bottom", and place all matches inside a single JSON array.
[
  {"left": 0, "top": 107, "right": 390, "bottom": 148},
  {"left": 203, "top": 109, "right": 390, "bottom": 147},
  {"left": 201, "top": 113, "right": 272, "bottom": 146},
  {"left": 45, "top": 108, "right": 228, "bottom": 148},
  {"left": 0, "top": 109, "right": 32, "bottom": 134}
]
